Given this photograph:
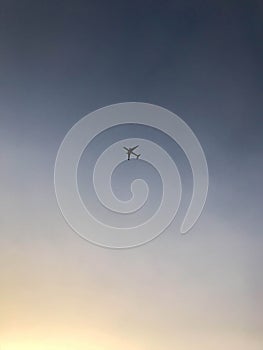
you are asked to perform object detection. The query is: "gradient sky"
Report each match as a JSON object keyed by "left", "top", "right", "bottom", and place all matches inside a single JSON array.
[{"left": 1, "top": 1, "right": 263, "bottom": 349}]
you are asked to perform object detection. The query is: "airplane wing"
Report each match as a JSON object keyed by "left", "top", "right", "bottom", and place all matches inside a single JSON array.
[
  {"left": 130, "top": 145, "right": 139, "bottom": 151},
  {"left": 131, "top": 151, "right": 139, "bottom": 156},
  {"left": 123, "top": 147, "right": 129, "bottom": 151}
]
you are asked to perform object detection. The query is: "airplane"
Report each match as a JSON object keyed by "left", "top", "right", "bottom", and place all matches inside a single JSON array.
[{"left": 123, "top": 145, "right": 141, "bottom": 160}]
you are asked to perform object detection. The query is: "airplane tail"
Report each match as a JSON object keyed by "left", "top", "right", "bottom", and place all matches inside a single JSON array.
[{"left": 136, "top": 154, "right": 141, "bottom": 159}]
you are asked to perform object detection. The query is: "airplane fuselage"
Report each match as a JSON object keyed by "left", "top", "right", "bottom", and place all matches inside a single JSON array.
[{"left": 123, "top": 146, "right": 141, "bottom": 160}]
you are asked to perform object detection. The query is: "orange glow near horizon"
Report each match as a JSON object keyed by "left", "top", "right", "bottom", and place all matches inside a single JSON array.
[{"left": 0, "top": 333, "right": 136, "bottom": 350}]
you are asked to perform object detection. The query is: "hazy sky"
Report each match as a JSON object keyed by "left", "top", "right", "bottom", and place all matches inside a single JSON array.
[{"left": 1, "top": 1, "right": 263, "bottom": 349}]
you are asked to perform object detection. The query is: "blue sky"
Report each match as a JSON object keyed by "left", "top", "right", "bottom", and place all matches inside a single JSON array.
[{"left": 1, "top": 1, "right": 263, "bottom": 349}]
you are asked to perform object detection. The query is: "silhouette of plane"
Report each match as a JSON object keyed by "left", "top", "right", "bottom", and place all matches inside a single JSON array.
[{"left": 123, "top": 145, "right": 141, "bottom": 160}]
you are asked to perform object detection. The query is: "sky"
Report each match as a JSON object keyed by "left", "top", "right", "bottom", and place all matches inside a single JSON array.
[{"left": 1, "top": 0, "right": 263, "bottom": 349}]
